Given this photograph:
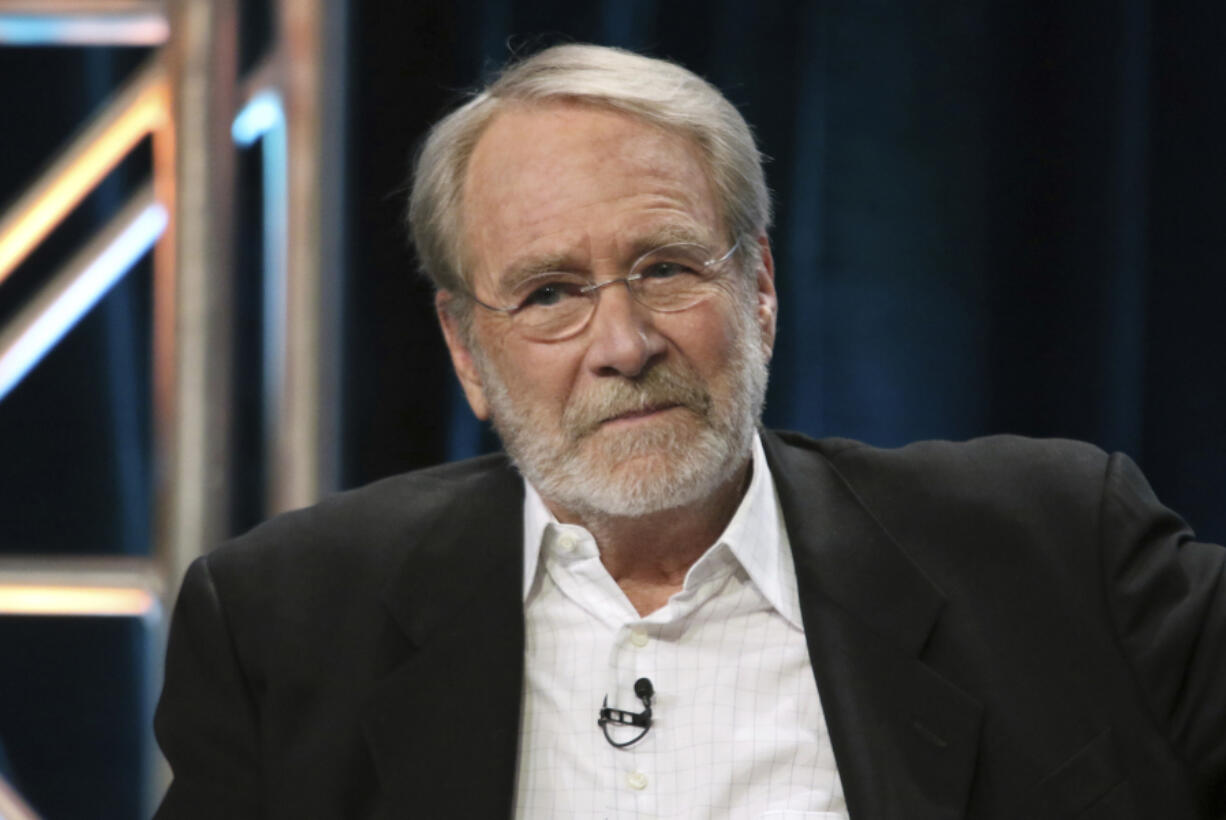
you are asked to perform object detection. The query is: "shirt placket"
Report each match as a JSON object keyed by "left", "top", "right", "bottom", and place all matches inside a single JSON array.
[
  {"left": 604, "top": 618, "right": 658, "bottom": 818},
  {"left": 542, "top": 526, "right": 743, "bottom": 818}
]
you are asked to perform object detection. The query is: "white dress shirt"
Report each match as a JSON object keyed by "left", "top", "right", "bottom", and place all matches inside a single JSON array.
[{"left": 513, "top": 434, "right": 848, "bottom": 819}]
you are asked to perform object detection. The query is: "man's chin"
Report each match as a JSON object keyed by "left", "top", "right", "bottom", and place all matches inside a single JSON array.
[
  {"left": 549, "top": 422, "right": 747, "bottom": 518},
  {"left": 561, "top": 469, "right": 708, "bottom": 519}
]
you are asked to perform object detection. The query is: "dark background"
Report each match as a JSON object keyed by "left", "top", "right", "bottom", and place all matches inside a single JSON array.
[{"left": 0, "top": 1, "right": 1222, "bottom": 816}]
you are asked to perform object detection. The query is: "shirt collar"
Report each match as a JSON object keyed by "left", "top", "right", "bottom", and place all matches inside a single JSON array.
[
  {"left": 521, "top": 479, "right": 553, "bottom": 601},
  {"left": 521, "top": 432, "right": 803, "bottom": 629}
]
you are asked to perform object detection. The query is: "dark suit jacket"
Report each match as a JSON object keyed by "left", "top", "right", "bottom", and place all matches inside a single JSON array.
[{"left": 154, "top": 431, "right": 1226, "bottom": 819}]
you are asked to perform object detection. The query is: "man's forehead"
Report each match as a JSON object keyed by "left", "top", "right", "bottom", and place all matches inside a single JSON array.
[
  {"left": 458, "top": 101, "right": 721, "bottom": 283},
  {"left": 496, "top": 221, "right": 719, "bottom": 285}
]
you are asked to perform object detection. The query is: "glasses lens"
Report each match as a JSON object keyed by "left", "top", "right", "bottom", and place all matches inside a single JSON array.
[
  {"left": 510, "top": 278, "right": 592, "bottom": 340},
  {"left": 630, "top": 244, "right": 725, "bottom": 312}
]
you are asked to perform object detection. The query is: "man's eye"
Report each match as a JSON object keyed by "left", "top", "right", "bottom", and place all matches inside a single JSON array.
[
  {"left": 640, "top": 261, "right": 697, "bottom": 279},
  {"left": 519, "top": 282, "right": 580, "bottom": 309}
]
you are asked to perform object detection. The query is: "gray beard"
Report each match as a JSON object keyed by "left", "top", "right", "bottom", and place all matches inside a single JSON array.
[{"left": 472, "top": 294, "right": 769, "bottom": 519}]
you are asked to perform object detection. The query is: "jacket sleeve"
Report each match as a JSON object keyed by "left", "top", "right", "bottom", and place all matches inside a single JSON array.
[
  {"left": 1102, "top": 452, "right": 1226, "bottom": 815},
  {"left": 153, "top": 556, "right": 264, "bottom": 818}
]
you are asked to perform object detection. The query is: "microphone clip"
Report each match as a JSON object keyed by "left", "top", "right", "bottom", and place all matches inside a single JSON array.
[{"left": 598, "top": 677, "right": 654, "bottom": 748}]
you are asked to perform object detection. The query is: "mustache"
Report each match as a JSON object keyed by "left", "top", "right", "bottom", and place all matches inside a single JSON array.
[{"left": 563, "top": 364, "right": 712, "bottom": 439}]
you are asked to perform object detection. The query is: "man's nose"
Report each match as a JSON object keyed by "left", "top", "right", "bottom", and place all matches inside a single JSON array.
[{"left": 582, "top": 282, "right": 665, "bottom": 377}]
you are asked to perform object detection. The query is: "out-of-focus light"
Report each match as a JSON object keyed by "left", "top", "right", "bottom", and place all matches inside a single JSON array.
[
  {"left": 232, "top": 90, "right": 285, "bottom": 146},
  {"left": 0, "top": 14, "right": 168, "bottom": 45},
  {"left": 0, "top": 64, "right": 166, "bottom": 283},
  {"left": 0, "top": 557, "right": 164, "bottom": 618},
  {"left": 0, "top": 200, "right": 167, "bottom": 401},
  {"left": 0, "top": 772, "right": 40, "bottom": 820},
  {"left": 0, "top": 584, "right": 157, "bottom": 616}
]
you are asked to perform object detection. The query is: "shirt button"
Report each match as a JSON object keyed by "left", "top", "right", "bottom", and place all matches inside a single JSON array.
[
  {"left": 556, "top": 532, "right": 577, "bottom": 552},
  {"left": 629, "top": 628, "right": 649, "bottom": 647},
  {"left": 627, "top": 771, "right": 648, "bottom": 790}
]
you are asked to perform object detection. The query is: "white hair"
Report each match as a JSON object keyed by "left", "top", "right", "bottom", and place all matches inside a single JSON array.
[{"left": 407, "top": 43, "right": 772, "bottom": 303}]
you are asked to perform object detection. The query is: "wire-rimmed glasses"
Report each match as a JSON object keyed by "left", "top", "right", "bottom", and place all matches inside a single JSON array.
[{"left": 471, "top": 238, "right": 742, "bottom": 341}]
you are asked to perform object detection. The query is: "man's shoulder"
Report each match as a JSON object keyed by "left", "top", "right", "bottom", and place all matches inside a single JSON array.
[
  {"left": 765, "top": 430, "right": 1127, "bottom": 607},
  {"left": 769, "top": 428, "right": 1109, "bottom": 483},
  {"left": 203, "top": 451, "right": 520, "bottom": 580},
  {"left": 765, "top": 429, "right": 1113, "bottom": 521}
]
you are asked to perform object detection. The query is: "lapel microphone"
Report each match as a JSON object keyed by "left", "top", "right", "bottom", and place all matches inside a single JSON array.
[{"left": 598, "top": 677, "right": 654, "bottom": 748}]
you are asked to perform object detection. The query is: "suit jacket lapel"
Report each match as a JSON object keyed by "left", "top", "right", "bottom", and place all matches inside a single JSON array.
[
  {"left": 763, "top": 432, "right": 983, "bottom": 820},
  {"left": 360, "top": 462, "right": 526, "bottom": 819}
]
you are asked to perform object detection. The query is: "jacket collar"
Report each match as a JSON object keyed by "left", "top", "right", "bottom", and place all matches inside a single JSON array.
[
  {"left": 361, "top": 458, "right": 526, "bottom": 818},
  {"left": 762, "top": 430, "right": 944, "bottom": 655},
  {"left": 763, "top": 430, "right": 982, "bottom": 820}
]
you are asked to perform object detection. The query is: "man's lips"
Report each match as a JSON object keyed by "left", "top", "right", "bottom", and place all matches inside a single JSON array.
[{"left": 600, "top": 403, "right": 683, "bottom": 425}]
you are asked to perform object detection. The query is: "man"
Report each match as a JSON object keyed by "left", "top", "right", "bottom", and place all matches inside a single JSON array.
[{"left": 155, "top": 45, "right": 1225, "bottom": 818}]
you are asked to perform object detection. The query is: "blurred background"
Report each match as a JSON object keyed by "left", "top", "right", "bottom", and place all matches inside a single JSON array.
[{"left": 0, "top": 0, "right": 1222, "bottom": 816}]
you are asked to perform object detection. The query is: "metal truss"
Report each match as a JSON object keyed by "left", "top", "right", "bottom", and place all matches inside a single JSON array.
[{"left": 0, "top": 0, "right": 344, "bottom": 812}]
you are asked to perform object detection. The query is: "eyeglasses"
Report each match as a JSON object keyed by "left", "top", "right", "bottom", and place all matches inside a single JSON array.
[{"left": 471, "top": 239, "right": 742, "bottom": 341}]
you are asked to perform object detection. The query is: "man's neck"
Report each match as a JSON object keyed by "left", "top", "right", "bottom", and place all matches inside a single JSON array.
[{"left": 543, "top": 458, "right": 752, "bottom": 617}]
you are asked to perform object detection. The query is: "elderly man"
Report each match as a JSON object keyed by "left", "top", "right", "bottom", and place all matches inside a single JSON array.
[{"left": 155, "top": 45, "right": 1225, "bottom": 819}]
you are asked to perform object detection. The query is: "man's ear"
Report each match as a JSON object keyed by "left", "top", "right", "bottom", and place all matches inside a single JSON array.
[
  {"left": 435, "top": 290, "right": 491, "bottom": 420},
  {"left": 753, "top": 234, "right": 778, "bottom": 358}
]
